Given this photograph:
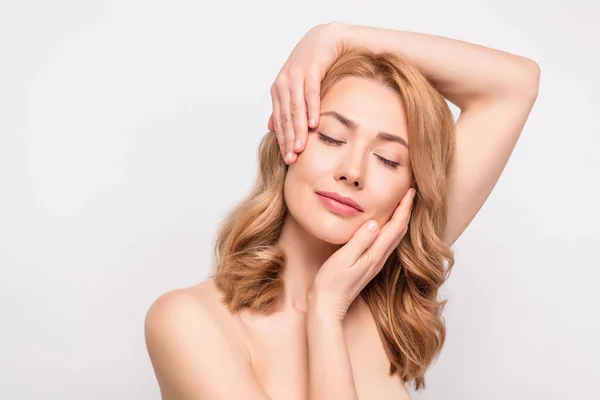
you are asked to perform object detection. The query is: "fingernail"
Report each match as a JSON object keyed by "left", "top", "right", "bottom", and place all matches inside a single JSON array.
[
  {"left": 294, "top": 139, "right": 302, "bottom": 151},
  {"left": 367, "top": 221, "right": 379, "bottom": 232},
  {"left": 309, "top": 117, "right": 316, "bottom": 127},
  {"left": 286, "top": 151, "right": 293, "bottom": 163}
]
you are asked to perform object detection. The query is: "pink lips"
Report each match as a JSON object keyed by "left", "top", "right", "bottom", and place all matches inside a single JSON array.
[{"left": 315, "top": 191, "right": 363, "bottom": 217}]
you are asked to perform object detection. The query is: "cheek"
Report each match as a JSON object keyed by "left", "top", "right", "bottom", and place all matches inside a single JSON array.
[
  {"left": 370, "top": 180, "right": 411, "bottom": 223},
  {"left": 289, "top": 140, "right": 333, "bottom": 181},
  {"left": 283, "top": 148, "right": 325, "bottom": 206}
]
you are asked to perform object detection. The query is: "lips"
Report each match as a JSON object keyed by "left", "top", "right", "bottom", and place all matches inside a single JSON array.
[{"left": 315, "top": 191, "right": 363, "bottom": 212}]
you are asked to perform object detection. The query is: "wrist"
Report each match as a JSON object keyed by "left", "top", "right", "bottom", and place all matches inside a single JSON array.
[
  {"left": 307, "top": 290, "right": 349, "bottom": 323},
  {"left": 307, "top": 306, "right": 344, "bottom": 338},
  {"left": 321, "top": 21, "right": 354, "bottom": 54},
  {"left": 328, "top": 22, "right": 388, "bottom": 55}
]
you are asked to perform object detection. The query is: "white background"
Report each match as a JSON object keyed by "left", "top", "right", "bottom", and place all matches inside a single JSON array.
[{"left": 1, "top": 1, "right": 598, "bottom": 399}]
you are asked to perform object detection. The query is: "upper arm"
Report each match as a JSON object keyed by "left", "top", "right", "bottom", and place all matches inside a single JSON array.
[
  {"left": 443, "top": 61, "right": 541, "bottom": 246},
  {"left": 144, "top": 290, "right": 270, "bottom": 400}
]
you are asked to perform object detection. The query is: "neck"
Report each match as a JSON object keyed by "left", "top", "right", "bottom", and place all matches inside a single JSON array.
[{"left": 274, "top": 212, "right": 340, "bottom": 313}]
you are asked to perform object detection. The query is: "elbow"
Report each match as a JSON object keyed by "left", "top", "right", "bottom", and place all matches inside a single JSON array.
[
  {"left": 493, "top": 57, "right": 540, "bottom": 104},
  {"left": 516, "top": 57, "right": 541, "bottom": 99},
  {"left": 462, "top": 57, "right": 541, "bottom": 110}
]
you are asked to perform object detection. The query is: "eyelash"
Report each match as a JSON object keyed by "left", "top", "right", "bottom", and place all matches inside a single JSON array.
[
  {"left": 317, "top": 133, "right": 400, "bottom": 170},
  {"left": 317, "top": 133, "right": 344, "bottom": 146}
]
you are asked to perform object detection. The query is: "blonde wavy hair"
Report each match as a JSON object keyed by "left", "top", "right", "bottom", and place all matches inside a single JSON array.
[{"left": 210, "top": 47, "right": 456, "bottom": 390}]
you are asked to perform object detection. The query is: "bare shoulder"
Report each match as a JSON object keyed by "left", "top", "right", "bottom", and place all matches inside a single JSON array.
[
  {"left": 144, "top": 279, "right": 269, "bottom": 400},
  {"left": 145, "top": 280, "right": 242, "bottom": 350}
]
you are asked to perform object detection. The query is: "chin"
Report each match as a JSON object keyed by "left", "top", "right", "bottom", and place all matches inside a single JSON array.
[
  {"left": 310, "top": 228, "right": 352, "bottom": 245},
  {"left": 293, "top": 210, "right": 360, "bottom": 245}
]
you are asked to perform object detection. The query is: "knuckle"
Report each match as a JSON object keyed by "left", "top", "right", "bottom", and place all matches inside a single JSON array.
[
  {"left": 281, "top": 113, "right": 291, "bottom": 125},
  {"left": 290, "top": 101, "right": 302, "bottom": 115},
  {"left": 363, "top": 251, "right": 376, "bottom": 266},
  {"left": 368, "top": 259, "right": 381, "bottom": 273},
  {"left": 288, "top": 67, "right": 302, "bottom": 79},
  {"left": 367, "top": 251, "right": 379, "bottom": 271},
  {"left": 275, "top": 74, "right": 288, "bottom": 88}
]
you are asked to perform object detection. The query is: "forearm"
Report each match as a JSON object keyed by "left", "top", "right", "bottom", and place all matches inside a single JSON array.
[
  {"left": 306, "top": 297, "right": 358, "bottom": 400},
  {"left": 332, "top": 22, "right": 540, "bottom": 109}
]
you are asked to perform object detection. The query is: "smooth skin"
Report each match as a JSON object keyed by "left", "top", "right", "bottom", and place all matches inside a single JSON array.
[{"left": 145, "top": 22, "right": 540, "bottom": 399}]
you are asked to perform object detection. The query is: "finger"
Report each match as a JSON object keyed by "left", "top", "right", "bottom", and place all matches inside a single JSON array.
[
  {"left": 268, "top": 114, "right": 274, "bottom": 132},
  {"left": 359, "top": 188, "right": 416, "bottom": 265},
  {"left": 328, "top": 219, "right": 380, "bottom": 268},
  {"left": 290, "top": 79, "right": 307, "bottom": 159},
  {"left": 305, "top": 67, "right": 321, "bottom": 132},
  {"left": 271, "top": 87, "right": 285, "bottom": 156},
  {"left": 277, "top": 86, "right": 295, "bottom": 164},
  {"left": 381, "top": 236, "right": 402, "bottom": 266}
]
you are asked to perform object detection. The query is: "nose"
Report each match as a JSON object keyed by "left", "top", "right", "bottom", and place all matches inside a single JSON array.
[{"left": 335, "top": 151, "right": 364, "bottom": 189}]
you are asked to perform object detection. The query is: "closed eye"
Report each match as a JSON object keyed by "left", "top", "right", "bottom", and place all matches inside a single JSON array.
[
  {"left": 319, "top": 132, "right": 400, "bottom": 169},
  {"left": 317, "top": 133, "right": 344, "bottom": 146},
  {"left": 375, "top": 154, "right": 400, "bottom": 169}
]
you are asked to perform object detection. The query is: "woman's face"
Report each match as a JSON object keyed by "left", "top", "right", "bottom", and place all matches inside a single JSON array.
[{"left": 284, "top": 76, "right": 413, "bottom": 245}]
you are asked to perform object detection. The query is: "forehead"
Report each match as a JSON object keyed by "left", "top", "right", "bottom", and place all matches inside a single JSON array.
[{"left": 320, "top": 77, "right": 408, "bottom": 140}]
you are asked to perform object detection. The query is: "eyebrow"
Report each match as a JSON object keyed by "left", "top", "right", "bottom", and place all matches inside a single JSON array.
[{"left": 320, "top": 110, "right": 409, "bottom": 149}]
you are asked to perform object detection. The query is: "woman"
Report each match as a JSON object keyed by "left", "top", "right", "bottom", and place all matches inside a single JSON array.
[{"left": 145, "top": 22, "right": 540, "bottom": 400}]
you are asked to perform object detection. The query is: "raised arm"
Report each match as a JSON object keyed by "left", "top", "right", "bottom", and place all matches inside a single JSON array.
[
  {"left": 334, "top": 22, "right": 540, "bottom": 245},
  {"left": 269, "top": 23, "right": 540, "bottom": 246},
  {"left": 144, "top": 290, "right": 270, "bottom": 400}
]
